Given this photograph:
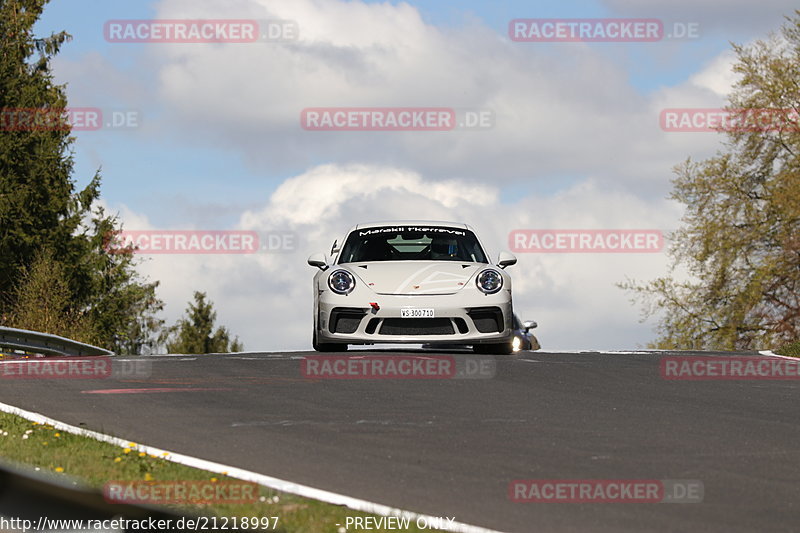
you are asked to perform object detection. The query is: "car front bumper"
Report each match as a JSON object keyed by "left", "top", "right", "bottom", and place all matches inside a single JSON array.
[{"left": 316, "top": 291, "right": 514, "bottom": 345}]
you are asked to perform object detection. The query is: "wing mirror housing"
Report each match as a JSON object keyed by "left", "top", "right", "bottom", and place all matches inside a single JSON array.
[
  {"left": 497, "top": 251, "right": 517, "bottom": 269},
  {"left": 307, "top": 253, "right": 328, "bottom": 270}
]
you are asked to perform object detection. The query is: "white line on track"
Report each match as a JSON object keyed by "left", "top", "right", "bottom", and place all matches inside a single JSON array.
[
  {"left": 759, "top": 350, "right": 798, "bottom": 360},
  {"left": 0, "top": 401, "right": 506, "bottom": 533}
]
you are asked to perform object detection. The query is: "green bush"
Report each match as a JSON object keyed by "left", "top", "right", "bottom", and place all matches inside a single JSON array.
[
  {"left": 5, "top": 249, "right": 96, "bottom": 345},
  {"left": 776, "top": 340, "right": 800, "bottom": 357}
]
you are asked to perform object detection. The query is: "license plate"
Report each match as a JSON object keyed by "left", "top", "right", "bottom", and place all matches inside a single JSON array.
[{"left": 401, "top": 308, "right": 434, "bottom": 318}]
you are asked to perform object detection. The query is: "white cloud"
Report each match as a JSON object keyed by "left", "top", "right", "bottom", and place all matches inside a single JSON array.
[
  {"left": 52, "top": 0, "right": 774, "bottom": 352},
  {"left": 140, "top": 0, "right": 708, "bottom": 194},
  {"left": 687, "top": 50, "right": 739, "bottom": 98},
  {"left": 243, "top": 163, "right": 496, "bottom": 227},
  {"left": 638, "top": 47, "right": 746, "bottom": 173},
  {"left": 49, "top": 0, "right": 764, "bottom": 207},
  {"left": 117, "top": 164, "right": 682, "bottom": 352}
]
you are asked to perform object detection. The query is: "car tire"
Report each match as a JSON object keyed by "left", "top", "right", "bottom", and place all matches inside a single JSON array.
[
  {"left": 530, "top": 335, "right": 541, "bottom": 351},
  {"left": 312, "top": 330, "right": 347, "bottom": 352},
  {"left": 473, "top": 342, "right": 513, "bottom": 355}
]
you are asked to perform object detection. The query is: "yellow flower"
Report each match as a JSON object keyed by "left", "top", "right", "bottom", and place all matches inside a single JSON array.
[
  {"left": 128, "top": 442, "right": 137, "bottom": 447},
  {"left": 210, "top": 477, "right": 218, "bottom": 483},
  {"left": 139, "top": 452, "right": 146, "bottom": 457},
  {"left": 123, "top": 448, "right": 131, "bottom": 454},
  {"left": 144, "top": 473, "right": 153, "bottom": 481},
  {"left": 54, "top": 467, "right": 64, "bottom": 473},
  {"left": 54, "top": 433, "right": 60, "bottom": 438},
  {"left": 114, "top": 457, "right": 122, "bottom": 463}
]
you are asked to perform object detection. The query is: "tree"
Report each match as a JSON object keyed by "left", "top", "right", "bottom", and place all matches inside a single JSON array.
[
  {"left": 0, "top": 0, "right": 164, "bottom": 353},
  {"left": 1, "top": 0, "right": 76, "bottom": 297},
  {"left": 164, "top": 292, "right": 243, "bottom": 354},
  {"left": 621, "top": 12, "right": 800, "bottom": 350},
  {"left": 79, "top": 213, "right": 164, "bottom": 355},
  {"left": 6, "top": 248, "right": 94, "bottom": 343}
]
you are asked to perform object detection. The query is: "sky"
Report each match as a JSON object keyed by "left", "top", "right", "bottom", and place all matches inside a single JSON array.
[{"left": 31, "top": 0, "right": 799, "bottom": 352}]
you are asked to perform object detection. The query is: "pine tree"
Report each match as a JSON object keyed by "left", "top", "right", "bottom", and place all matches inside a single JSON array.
[
  {"left": 165, "top": 292, "right": 243, "bottom": 354},
  {"left": 0, "top": 0, "right": 164, "bottom": 353}
]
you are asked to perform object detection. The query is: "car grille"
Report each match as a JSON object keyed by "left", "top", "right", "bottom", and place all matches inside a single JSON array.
[
  {"left": 379, "top": 318, "right": 454, "bottom": 336},
  {"left": 329, "top": 307, "right": 367, "bottom": 334},
  {"left": 467, "top": 307, "right": 504, "bottom": 333}
]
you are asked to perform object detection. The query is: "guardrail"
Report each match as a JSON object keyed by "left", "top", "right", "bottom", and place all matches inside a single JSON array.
[
  {"left": 0, "top": 326, "right": 113, "bottom": 357},
  {"left": 0, "top": 459, "right": 193, "bottom": 525}
]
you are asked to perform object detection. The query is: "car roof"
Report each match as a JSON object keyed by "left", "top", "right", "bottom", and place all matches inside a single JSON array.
[{"left": 351, "top": 220, "right": 472, "bottom": 231}]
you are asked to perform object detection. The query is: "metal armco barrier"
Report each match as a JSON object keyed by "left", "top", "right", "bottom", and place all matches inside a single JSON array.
[
  {"left": 0, "top": 327, "right": 113, "bottom": 357},
  {"left": 0, "top": 460, "right": 196, "bottom": 528}
]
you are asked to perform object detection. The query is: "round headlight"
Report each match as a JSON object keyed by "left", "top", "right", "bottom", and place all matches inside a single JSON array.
[
  {"left": 476, "top": 269, "right": 503, "bottom": 294},
  {"left": 328, "top": 269, "right": 356, "bottom": 294}
]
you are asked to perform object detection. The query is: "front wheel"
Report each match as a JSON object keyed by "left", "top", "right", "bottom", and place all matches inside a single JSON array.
[
  {"left": 473, "top": 342, "right": 513, "bottom": 355},
  {"left": 530, "top": 335, "right": 541, "bottom": 351},
  {"left": 312, "top": 330, "right": 347, "bottom": 352}
]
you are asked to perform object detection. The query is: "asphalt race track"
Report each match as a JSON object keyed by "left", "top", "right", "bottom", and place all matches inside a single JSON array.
[{"left": 0, "top": 350, "right": 798, "bottom": 532}]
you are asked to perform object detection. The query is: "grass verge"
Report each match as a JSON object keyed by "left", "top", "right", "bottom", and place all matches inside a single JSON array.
[
  {"left": 775, "top": 340, "right": 800, "bottom": 357},
  {"left": 0, "top": 411, "right": 433, "bottom": 533}
]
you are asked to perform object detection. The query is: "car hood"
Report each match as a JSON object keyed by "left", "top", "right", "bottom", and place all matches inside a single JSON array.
[{"left": 346, "top": 261, "right": 485, "bottom": 295}]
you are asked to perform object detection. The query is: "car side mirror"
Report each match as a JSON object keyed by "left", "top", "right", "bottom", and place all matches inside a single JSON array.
[
  {"left": 497, "top": 251, "right": 517, "bottom": 269},
  {"left": 523, "top": 320, "right": 537, "bottom": 332},
  {"left": 307, "top": 253, "right": 328, "bottom": 270}
]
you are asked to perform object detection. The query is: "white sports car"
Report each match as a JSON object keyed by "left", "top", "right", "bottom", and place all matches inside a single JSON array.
[{"left": 307, "top": 221, "right": 518, "bottom": 354}]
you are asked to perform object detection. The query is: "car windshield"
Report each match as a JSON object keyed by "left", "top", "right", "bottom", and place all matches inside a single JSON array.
[{"left": 338, "top": 226, "right": 488, "bottom": 263}]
